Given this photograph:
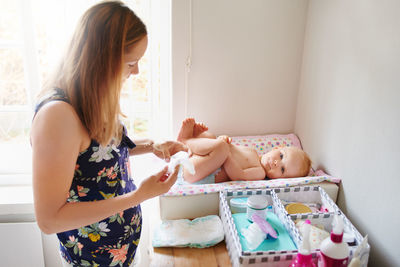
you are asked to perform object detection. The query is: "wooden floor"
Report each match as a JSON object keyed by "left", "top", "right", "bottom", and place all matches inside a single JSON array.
[{"left": 149, "top": 241, "right": 232, "bottom": 267}]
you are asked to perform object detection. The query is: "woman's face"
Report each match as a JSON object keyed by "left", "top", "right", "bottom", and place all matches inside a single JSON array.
[{"left": 122, "top": 35, "right": 148, "bottom": 79}]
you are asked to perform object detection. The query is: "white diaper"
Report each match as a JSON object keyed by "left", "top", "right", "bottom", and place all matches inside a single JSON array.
[{"left": 152, "top": 215, "right": 224, "bottom": 248}]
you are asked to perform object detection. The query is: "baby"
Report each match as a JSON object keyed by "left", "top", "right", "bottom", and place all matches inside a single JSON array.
[{"left": 177, "top": 118, "right": 311, "bottom": 183}]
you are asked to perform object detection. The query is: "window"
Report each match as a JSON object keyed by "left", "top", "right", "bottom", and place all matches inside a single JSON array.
[{"left": 0, "top": 0, "right": 171, "bottom": 184}]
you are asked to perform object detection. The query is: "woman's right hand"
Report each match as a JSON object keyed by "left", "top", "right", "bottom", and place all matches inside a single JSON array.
[{"left": 136, "top": 165, "right": 180, "bottom": 202}]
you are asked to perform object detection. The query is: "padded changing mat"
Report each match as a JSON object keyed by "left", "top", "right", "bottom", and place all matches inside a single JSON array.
[{"left": 165, "top": 175, "right": 340, "bottom": 197}]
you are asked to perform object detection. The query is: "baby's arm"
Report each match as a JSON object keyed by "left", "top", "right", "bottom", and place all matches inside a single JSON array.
[{"left": 223, "top": 155, "right": 266, "bottom": 181}]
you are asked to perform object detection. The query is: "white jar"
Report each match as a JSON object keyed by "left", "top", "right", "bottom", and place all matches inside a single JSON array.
[{"left": 247, "top": 195, "right": 268, "bottom": 222}]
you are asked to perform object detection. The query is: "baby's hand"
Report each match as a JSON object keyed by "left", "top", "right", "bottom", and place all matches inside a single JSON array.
[{"left": 218, "top": 135, "right": 232, "bottom": 144}]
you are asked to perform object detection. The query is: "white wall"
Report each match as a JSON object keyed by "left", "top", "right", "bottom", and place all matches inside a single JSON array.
[
  {"left": 0, "top": 222, "right": 45, "bottom": 266},
  {"left": 172, "top": 0, "right": 308, "bottom": 136},
  {"left": 172, "top": 0, "right": 400, "bottom": 265},
  {"left": 295, "top": 1, "right": 400, "bottom": 266}
]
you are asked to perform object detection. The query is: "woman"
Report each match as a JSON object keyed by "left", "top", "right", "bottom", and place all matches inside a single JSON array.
[{"left": 30, "top": 2, "right": 185, "bottom": 266}]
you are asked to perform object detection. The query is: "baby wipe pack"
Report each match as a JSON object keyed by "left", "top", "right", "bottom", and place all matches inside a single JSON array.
[{"left": 152, "top": 215, "right": 224, "bottom": 248}]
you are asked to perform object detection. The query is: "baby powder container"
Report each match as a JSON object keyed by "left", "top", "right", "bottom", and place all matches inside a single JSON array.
[
  {"left": 247, "top": 195, "right": 268, "bottom": 222},
  {"left": 318, "top": 214, "right": 349, "bottom": 267}
]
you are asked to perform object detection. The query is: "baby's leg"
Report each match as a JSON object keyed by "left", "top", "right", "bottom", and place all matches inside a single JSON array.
[
  {"left": 183, "top": 138, "right": 229, "bottom": 183},
  {"left": 195, "top": 130, "right": 216, "bottom": 139},
  {"left": 185, "top": 137, "right": 223, "bottom": 156}
]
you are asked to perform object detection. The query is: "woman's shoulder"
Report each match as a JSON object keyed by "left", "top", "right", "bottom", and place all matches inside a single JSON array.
[
  {"left": 32, "top": 100, "right": 88, "bottom": 145},
  {"left": 35, "top": 100, "right": 79, "bottom": 125}
]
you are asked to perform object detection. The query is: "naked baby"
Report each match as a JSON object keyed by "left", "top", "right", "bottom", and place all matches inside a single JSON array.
[{"left": 177, "top": 118, "right": 311, "bottom": 183}]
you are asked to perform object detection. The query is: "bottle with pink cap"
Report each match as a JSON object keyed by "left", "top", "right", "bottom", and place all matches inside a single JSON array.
[
  {"left": 318, "top": 214, "right": 349, "bottom": 267},
  {"left": 290, "top": 219, "right": 316, "bottom": 267}
]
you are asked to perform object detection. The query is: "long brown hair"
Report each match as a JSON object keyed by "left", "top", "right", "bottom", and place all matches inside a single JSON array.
[{"left": 41, "top": 1, "right": 147, "bottom": 145}]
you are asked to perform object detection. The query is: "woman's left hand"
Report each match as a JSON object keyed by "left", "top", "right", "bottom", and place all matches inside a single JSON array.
[{"left": 152, "top": 141, "right": 188, "bottom": 162}]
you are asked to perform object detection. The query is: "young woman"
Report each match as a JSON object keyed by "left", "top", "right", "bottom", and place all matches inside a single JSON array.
[{"left": 30, "top": 2, "right": 185, "bottom": 266}]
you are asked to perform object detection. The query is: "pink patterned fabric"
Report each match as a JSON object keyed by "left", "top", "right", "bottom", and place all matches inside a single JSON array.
[
  {"left": 166, "top": 174, "right": 341, "bottom": 197},
  {"left": 230, "top": 133, "right": 302, "bottom": 156}
]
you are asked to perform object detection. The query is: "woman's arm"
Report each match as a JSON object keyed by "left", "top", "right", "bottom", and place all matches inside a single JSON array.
[
  {"left": 129, "top": 138, "right": 154, "bottom": 155},
  {"left": 129, "top": 139, "right": 188, "bottom": 161},
  {"left": 31, "top": 102, "right": 178, "bottom": 234},
  {"left": 37, "top": 166, "right": 176, "bottom": 234}
]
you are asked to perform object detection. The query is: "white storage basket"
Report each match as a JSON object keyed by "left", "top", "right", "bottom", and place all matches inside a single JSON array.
[{"left": 219, "top": 186, "right": 370, "bottom": 267}]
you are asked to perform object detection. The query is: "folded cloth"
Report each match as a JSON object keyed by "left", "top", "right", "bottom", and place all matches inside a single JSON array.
[
  {"left": 296, "top": 219, "right": 330, "bottom": 250},
  {"left": 152, "top": 215, "right": 224, "bottom": 248}
]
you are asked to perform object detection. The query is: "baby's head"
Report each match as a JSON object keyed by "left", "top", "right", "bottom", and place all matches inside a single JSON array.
[{"left": 260, "top": 146, "right": 311, "bottom": 179}]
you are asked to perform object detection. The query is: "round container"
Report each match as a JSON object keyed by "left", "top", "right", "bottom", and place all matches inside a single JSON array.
[
  {"left": 247, "top": 195, "right": 268, "bottom": 222},
  {"left": 285, "top": 203, "right": 312, "bottom": 214},
  {"left": 230, "top": 197, "right": 248, "bottom": 214}
]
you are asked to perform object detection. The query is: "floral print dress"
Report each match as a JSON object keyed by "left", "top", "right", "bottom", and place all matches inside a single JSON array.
[{"left": 35, "top": 90, "right": 141, "bottom": 267}]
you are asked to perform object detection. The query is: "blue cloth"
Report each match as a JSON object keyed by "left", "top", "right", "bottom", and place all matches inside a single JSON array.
[
  {"left": 232, "top": 212, "right": 297, "bottom": 252},
  {"left": 35, "top": 90, "right": 141, "bottom": 267}
]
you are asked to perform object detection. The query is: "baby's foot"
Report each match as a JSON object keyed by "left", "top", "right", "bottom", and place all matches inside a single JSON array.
[
  {"left": 177, "top": 118, "right": 195, "bottom": 142},
  {"left": 193, "top": 122, "right": 208, "bottom": 137}
]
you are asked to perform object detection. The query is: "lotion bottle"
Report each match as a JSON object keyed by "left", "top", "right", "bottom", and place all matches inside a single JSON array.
[
  {"left": 318, "top": 214, "right": 349, "bottom": 267},
  {"left": 290, "top": 219, "right": 316, "bottom": 267}
]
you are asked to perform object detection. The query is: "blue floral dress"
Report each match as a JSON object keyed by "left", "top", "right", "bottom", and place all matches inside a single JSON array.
[{"left": 35, "top": 90, "right": 141, "bottom": 267}]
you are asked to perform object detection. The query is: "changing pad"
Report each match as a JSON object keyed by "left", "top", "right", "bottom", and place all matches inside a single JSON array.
[
  {"left": 152, "top": 215, "right": 224, "bottom": 248},
  {"left": 165, "top": 174, "right": 340, "bottom": 197},
  {"left": 166, "top": 133, "right": 340, "bottom": 197}
]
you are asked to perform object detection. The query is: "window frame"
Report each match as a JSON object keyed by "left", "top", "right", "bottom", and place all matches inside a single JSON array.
[{"left": 0, "top": 0, "right": 172, "bottom": 185}]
